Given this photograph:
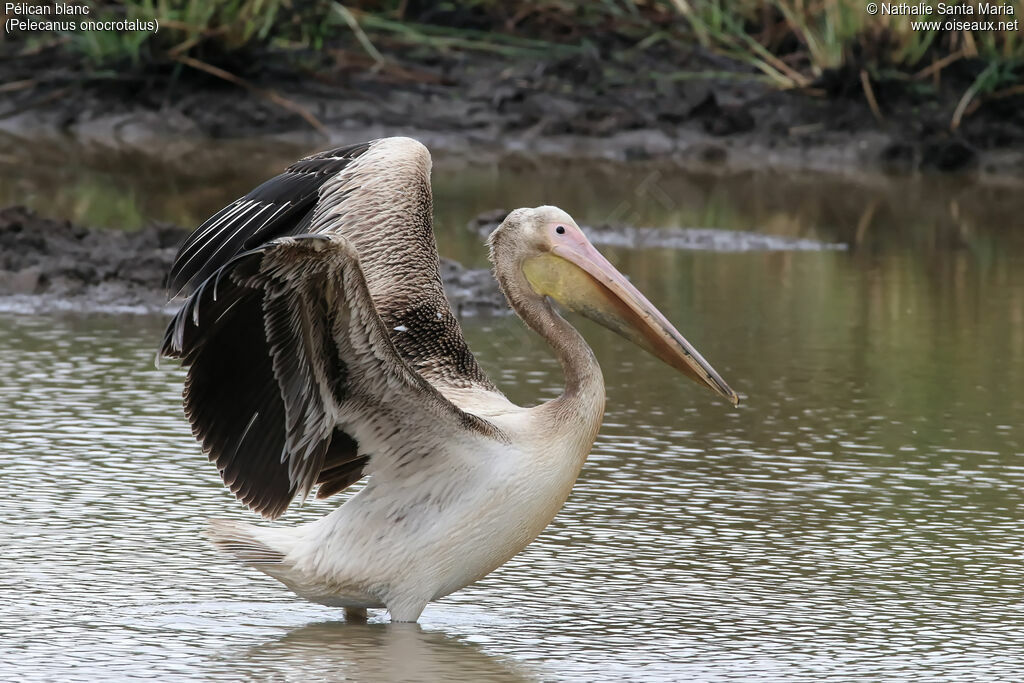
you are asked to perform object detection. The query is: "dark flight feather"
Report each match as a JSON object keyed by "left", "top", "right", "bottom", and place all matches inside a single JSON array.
[
  {"left": 166, "top": 142, "right": 371, "bottom": 298},
  {"left": 161, "top": 234, "right": 501, "bottom": 519}
]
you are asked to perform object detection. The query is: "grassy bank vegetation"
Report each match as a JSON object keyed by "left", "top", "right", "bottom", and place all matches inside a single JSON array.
[{"left": 5, "top": 1, "right": 1021, "bottom": 126}]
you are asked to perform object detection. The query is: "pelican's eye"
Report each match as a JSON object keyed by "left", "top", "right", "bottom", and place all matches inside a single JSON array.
[{"left": 555, "top": 225, "right": 566, "bottom": 235}]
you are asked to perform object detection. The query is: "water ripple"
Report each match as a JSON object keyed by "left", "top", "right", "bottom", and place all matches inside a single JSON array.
[{"left": 2, "top": 301, "right": 1024, "bottom": 681}]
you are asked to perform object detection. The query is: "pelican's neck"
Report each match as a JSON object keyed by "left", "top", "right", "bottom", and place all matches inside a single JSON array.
[{"left": 496, "top": 264, "right": 605, "bottom": 419}]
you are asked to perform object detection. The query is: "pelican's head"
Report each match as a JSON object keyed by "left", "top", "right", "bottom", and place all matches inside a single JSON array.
[{"left": 489, "top": 206, "right": 738, "bottom": 405}]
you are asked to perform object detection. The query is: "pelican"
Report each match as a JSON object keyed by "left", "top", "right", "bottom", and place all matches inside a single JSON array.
[{"left": 160, "top": 137, "right": 737, "bottom": 622}]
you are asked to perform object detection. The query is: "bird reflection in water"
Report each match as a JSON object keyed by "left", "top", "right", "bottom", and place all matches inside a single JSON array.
[{"left": 236, "top": 620, "right": 534, "bottom": 682}]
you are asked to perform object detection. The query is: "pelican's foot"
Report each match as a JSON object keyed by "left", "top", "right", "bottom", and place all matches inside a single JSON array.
[{"left": 344, "top": 607, "right": 368, "bottom": 623}]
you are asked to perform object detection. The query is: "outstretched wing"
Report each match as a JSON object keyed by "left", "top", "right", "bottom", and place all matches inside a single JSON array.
[
  {"left": 166, "top": 136, "right": 497, "bottom": 394},
  {"left": 167, "top": 141, "right": 371, "bottom": 298},
  {"left": 161, "top": 235, "right": 505, "bottom": 520}
]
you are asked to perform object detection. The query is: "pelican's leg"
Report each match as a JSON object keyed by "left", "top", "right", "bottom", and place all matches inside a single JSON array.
[
  {"left": 344, "top": 606, "right": 368, "bottom": 623},
  {"left": 387, "top": 595, "right": 428, "bottom": 623}
]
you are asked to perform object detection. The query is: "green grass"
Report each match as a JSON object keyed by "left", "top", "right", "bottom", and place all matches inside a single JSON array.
[
  {"left": 675, "top": 0, "right": 1021, "bottom": 89},
  {"left": 69, "top": 0, "right": 319, "bottom": 66},
  {"left": 13, "top": 1, "right": 1022, "bottom": 97}
]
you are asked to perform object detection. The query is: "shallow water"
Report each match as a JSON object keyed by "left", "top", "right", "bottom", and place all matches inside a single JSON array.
[{"left": 2, "top": 137, "right": 1024, "bottom": 681}]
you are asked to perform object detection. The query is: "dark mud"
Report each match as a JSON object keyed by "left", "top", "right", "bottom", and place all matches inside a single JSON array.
[
  {"left": 0, "top": 205, "right": 188, "bottom": 314},
  {"left": 1, "top": 205, "right": 851, "bottom": 316},
  {"left": 0, "top": 206, "right": 503, "bottom": 315},
  {"left": 3, "top": 42, "right": 1022, "bottom": 179}
]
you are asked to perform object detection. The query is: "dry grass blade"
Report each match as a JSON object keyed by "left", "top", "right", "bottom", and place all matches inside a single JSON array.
[
  {"left": 989, "top": 84, "right": 1024, "bottom": 100},
  {"left": 860, "top": 69, "right": 884, "bottom": 123},
  {"left": 166, "top": 26, "right": 229, "bottom": 58},
  {"left": 669, "top": 0, "right": 709, "bottom": 48},
  {"left": 332, "top": 3, "right": 385, "bottom": 66},
  {"left": 0, "top": 79, "right": 37, "bottom": 94},
  {"left": 951, "top": 62, "right": 997, "bottom": 131},
  {"left": 733, "top": 33, "right": 810, "bottom": 88},
  {"left": 174, "top": 54, "right": 328, "bottom": 137},
  {"left": 352, "top": 11, "right": 579, "bottom": 57},
  {"left": 914, "top": 49, "right": 964, "bottom": 81}
]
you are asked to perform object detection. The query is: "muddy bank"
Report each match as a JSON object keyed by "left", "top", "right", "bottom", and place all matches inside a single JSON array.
[
  {"left": 0, "top": 205, "right": 852, "bottom": 316},
  {"left": 0, "top": 206, "right": 504, "bottom": 315},
  {"left": 0, "top": 205, "right": 188, "bottom": 314},
  {"left": 3, "top": 42, "right": 1022, "bottom": 179}
]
